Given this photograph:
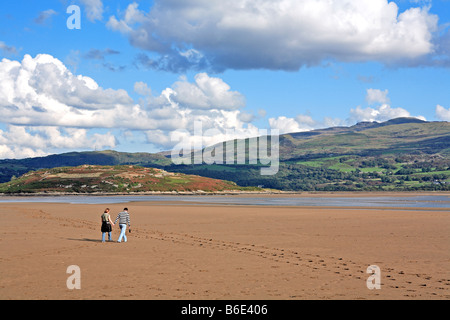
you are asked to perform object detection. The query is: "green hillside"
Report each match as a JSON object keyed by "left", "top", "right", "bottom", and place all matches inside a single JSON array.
[
  {"left": 164, "top": 118, "right": 450, "bottom": 191},
  {"left": 279, "top": 118, "right": 450, "bottom": 159}
]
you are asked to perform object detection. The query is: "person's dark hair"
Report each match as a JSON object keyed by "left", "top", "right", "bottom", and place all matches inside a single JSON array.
[
  {"left": 124, "top": 208, "right": 128, "bottom": 211},
  {"left": 104, "top": 208, "right": 110, "bottom": 213}
]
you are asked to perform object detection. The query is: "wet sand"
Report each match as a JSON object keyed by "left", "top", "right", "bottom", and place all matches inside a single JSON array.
[{"left": 0, "top": 201, "right": 449, "bottom": 300}]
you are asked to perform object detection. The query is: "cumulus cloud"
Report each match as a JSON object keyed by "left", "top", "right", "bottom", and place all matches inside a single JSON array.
[
  {"left": 269, "top": 88, "right": 427, "bottom": 134},
  {"left": 0, "top": 54, "right": 134, "bottom": 157},
  {"left": 106, "top": 0, "right": 439, "bottom": 72},
  {"left": 134, "top": 81, "right": 152, "bottom": 96},
  {"left": 269, "top": 114, "right": 328, "bottom": 134},
  {"left": 0, "top": 54, "right": 258, "bottom": 158},
  {"left": 170, "top": 73, "right": 245, "bottom": 110},
  {"left": 106, "top": 2, "right": 146, "bottom": 34},
  {"left": 349, "top": 104, "right": 413, "bottom": 123},
  {"left": 269, "top": 104, "right": 426, "bottom": 134},
  {"left": 269, "top": 114, "right": 347, "bottom": 134},
  {"left": 2, "top": 53, "right": 434, "bottom": 159},
  {"left": 350, "top": 88, "right": 426, "bottom": 123},
  {"left": 139, "top": 79, "right": 258, "bottom": 149},
  {"left": 269, "top": 116, "right": 309, "bottom": 134},
  {"left": 366, "top": 89, "right": 390, "bottom": 105},
  {"left": 0, "top": 144, "right": 46, "bottom": 159},
  {"left": 0, "top": 54, "right": 133, "bottom": 126},
  {"left": 435, "top": 105, "right": 450, "bottom": 121},
  {"left": 0, "top": 125, "right": 116, "bottom": 159},
  {"left": 133, "top": 73, "right": 248, "bottom": 134}
]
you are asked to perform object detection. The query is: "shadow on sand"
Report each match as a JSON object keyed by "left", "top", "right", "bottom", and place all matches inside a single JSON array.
[{"left": 67, "top": 238, "right": 114, "bottom": 243}]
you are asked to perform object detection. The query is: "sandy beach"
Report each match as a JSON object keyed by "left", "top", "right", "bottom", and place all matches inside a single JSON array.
[{"left": 0, "top": 198, "right": 449, "bottom": 300}]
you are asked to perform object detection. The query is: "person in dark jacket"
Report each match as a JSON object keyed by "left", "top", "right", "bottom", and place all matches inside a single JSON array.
[{"left": 101, "top": 208, "right": 114, "bottom": 242}]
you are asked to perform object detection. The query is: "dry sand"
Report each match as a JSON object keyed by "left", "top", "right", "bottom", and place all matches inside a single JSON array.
[{"left": 0, "top": 199, "right": 449, "bottom": 300}]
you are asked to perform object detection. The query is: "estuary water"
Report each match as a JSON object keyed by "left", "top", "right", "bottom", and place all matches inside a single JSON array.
[{"left": 0, "top": 194, "right": 449, "bottom": 208}]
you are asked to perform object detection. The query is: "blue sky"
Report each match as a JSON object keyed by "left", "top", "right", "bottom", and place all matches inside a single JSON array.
[{"left": 0, "top": 0, "right": 449, "bottom": 158}]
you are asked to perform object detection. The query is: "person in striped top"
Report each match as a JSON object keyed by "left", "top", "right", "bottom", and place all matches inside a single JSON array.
[{"left": 115, "top": 208, "right": 131, "bottom": 243}]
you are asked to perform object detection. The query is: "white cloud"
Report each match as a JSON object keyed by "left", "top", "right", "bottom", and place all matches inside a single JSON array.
[
  {"left": 171, "top": 73, "right": 245, "bottom": 110},
  {"left": 133, "top": 74, "right": 253, "bottom": 147},
  {"left": 2, "top": 53, "right": 434, "bottom": 159},
  {"left": 269, "top": 87, "right": 427, "bottom": 135},
  {"left": 0, "top": 54, "right": 258, "bottom": 157},
  {"left": 80, "top": 0, "right": 104, "bottom": 22},
  {"left": 238, "top": 111, "right": 255, "bottom": 123},
  {"left": 0, "top": 54, "right": 134, "bottom": 129},
  {"left": 107, "top": 0, "right": 439, "bottom": 71},
  {"left": 106, "top": 2, "right": 146, "bottom": 34},
  {"left": 269, "top": 114, "right": 348, "bottom": 134},
  {"left": 134, "top": 81, "right": 152, "bottom": 96},
  {"left": 269, "top": 116, "right": 310, "bottom": 134},
  {"left": 0, "top": 144, "right": 46, "bottom": 160},
  {"left": 352, "top": 89, "right": 426, "bottom": 123},
  {"left": 349, "top": 104, "right": 412, "bottom": 122},
  {"left": 366, "top": 89, "right": 390, "bottom": 105},
  {"left": 0, "top": 125, "right": 116, "bottom": 159},
  {"left": 295, "top": 114, "right": 318, "bottom": 127},
  {"left": 436, "top": 105, "right": 450, "bottom": 121}
]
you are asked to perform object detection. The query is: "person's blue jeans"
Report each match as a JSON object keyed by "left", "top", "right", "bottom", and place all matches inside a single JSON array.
[
  {"left": 117, "top": 224, "right": 128, "bottom": 243},
  {"left": 102, "top": 232, "right": 112, "bottom": 242}
]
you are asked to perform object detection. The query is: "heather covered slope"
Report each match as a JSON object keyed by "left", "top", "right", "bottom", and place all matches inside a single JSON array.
[
  {"left": 0, "top": 150, "right": 171, "bottom": 183},
  {"left": 0, "top": 165, "right": 259, "bottom": 194}
]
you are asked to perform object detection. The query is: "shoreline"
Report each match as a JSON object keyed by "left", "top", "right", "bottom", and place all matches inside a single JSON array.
[
  {"left": 119, "top": 202, "right": 450, "bottom": 212},
  {"left": 0, "top": 192, "right": 448, "bottom": 210},
  {"left": 1, "top": 190, "right": 449, "bottom": 198}
]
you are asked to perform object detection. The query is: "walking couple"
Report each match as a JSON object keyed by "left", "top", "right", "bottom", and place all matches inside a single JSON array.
[{"left": 101, "top": 208, "right": 131, "bottom": 243}]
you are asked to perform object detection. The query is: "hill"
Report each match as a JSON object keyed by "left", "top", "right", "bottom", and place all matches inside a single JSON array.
[
  {"left": 0, "top": 165, "right": 259, "bottom": 194},
  {"left": 1, "top": 118, "right": 449, "bottom": 191},
  {"left": 0, "top": 150, "right": 171, "bottom": 184},
  {"left": 165, "top": 118, "right": 450, "bottom": 191}
]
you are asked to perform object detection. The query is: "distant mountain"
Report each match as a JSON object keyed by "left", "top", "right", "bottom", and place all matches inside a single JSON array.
[
  {"left": 278, "top": 117, "right": 448, "bottom": 160},
  {"left": 2, "top": 149, "right": 171, "bottom": 169},
  {"left": 0, "top": 165, "right": 259, "bottom": 194},
  {"left": 166, "top": 118, "right": 450, "bottom": 191},
  {"left": 1, "top": 118, "right": 449, "bottom": 191}
]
